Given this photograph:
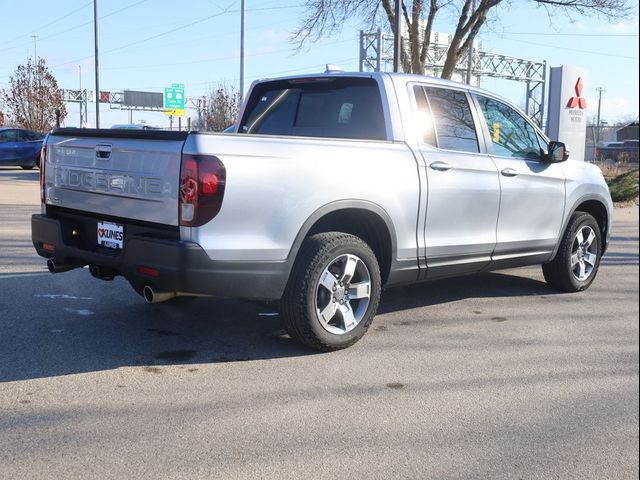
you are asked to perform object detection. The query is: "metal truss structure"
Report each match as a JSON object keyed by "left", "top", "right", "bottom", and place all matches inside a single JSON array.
[
  {"left": 360, "top": 31, "right": 547, "bottom": 125},
  {"left": 62, "top": 89, "right": 207, "bottom": 127},
  {"left": 61, "top": 89, "right": 89, "bottom": 127}
]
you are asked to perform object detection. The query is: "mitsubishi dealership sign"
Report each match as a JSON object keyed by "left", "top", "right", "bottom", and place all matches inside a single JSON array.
[{"left": 547, "top": 65, "right": 589, "bottom": 161}]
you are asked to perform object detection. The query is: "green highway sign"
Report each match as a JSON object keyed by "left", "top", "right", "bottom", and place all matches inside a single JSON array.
[{"left": 164, "top": 83, "right": 185, "bottom": 110}]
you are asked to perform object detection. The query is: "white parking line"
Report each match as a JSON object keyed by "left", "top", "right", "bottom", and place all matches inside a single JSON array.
[{"left": 0, "top": 272, "right": 49, "bottom": 279}]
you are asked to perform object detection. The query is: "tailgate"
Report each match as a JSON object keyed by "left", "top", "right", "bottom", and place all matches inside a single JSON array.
[{"left": 44, "top": 128, "right": 188, "bottom": 226}]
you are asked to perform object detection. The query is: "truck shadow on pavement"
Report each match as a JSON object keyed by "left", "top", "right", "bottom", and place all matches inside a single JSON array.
[
  {"left": 1, "top": 271, "right": 558, "bottom": 383},
  {"left": 379, "top": 271, "right": 556, "bottom": 315}
]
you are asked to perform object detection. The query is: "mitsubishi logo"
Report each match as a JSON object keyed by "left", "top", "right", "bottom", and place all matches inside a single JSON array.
[{"left": 567, "top": 77, "right": 587, "bottom": 109}]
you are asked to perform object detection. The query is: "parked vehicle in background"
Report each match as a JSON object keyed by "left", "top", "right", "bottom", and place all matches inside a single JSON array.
[
  {"left": 595, "top": 140, "right": 639, "bottom": 164},
  {"left": 110, "top": 124, "right": 162, "bottom": 130},
  {"left": 32, "top": 72, "right": 613, "bottom": 351},
  {"left": 0, "top": 128, "right": 45, "bottom": 169}
]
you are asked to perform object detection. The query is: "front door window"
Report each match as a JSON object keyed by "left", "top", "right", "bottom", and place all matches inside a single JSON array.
[{"left": 476, "top": 96, "right": 541, "bottom": 160}]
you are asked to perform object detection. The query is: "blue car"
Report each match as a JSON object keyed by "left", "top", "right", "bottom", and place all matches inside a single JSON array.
[{"left": 0, "top": 128, "right": 45, "bottom": 169}]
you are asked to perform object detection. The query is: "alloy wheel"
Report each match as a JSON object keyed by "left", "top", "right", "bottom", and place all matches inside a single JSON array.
[
  {"left": 315, "top": 254, "right": 371, "bottom": 335},
  {"left": 571, "top": 225, "right": 598, "bottom": 282}
]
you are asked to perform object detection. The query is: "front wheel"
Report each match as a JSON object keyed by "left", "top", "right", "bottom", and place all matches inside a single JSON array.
[
  {"left": 542, "top": 211, "right": 602, "bottom": 292},
  {"left": 281, "top": 232, "right": 381, "bottom": 351},
  {"left": 20, "top": 165, "right": 35, "bottom": 170}
]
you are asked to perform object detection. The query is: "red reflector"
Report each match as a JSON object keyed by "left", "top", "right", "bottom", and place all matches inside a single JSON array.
[
  {"left": 180, "top": 158, "right": 198, "bottom": 204},
  {"left": 137, "top": 266, "right": 160, "bottom": 277},
  {"left": 40, "top": 145, "right": 46, "bottom": 203},
  {"left": 201, "top": 173, "right": 219, "bottom": 195},
  {"left": 42, "top": 243, "right": 55, "bottom": 252}
]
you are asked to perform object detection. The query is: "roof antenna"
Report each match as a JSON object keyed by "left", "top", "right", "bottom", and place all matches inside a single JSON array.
[{"left": 324, "top": 64, "right": 344, "bottom": 74}]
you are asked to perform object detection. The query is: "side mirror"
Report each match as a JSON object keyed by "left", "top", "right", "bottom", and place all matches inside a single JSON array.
[{"left": 547, "top": 141, "right": 569, "bottom": 163}]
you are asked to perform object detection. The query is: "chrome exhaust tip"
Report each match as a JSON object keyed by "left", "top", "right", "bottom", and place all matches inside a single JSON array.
[
  {"left": 143, "top": 285, "right": 177, "bottom": 304},
  {"left": 47, "top": 258, "right": 77, "bottom": 274}
]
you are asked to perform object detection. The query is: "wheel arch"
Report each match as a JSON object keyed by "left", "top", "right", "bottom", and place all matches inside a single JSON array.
[
  {"left": 286, "top": 201, "right": 397, "bottom": 285},
  {"left": 551, "top": 195, "right": 610, "bottom": 259}
]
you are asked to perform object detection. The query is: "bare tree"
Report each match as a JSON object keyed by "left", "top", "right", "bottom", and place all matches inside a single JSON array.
[
  {"left": 0, "top": 58, "right": 67, "bottom": 132},
  {"left": 293, "top": 0, "right": 631, "bottom": 79},
  {"left": 199, "top": 83, "right": 241, "bottom": 132}
]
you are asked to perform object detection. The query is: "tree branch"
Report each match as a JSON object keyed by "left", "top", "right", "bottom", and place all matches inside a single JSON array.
[{"left": 419, "top": 0, "right": 439, "bottom": 67}]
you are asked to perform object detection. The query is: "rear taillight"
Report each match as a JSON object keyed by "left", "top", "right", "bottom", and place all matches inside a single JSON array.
[
  {"left": 595, "top": 147, "right": 601, "bottom": 158},
  {"left": 179, "top": 154, "right": 226, "bottom": 227},
  {"left": 39, "top": 145, "right": 46, "bottom": 203}
]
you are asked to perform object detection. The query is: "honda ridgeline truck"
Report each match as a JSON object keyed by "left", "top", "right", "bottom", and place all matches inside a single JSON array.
[{"left": 32, "top": 72, "right": 613, "bottom": 351}]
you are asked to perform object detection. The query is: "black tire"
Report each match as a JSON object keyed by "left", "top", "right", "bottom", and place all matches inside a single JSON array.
[
  {"left": 281, "top": 232, "right": 381, "bottom": 351},
  {"left": 36, "top": 153, "right": 41, "bottom": 168},
  {"left": 20, "top": 165, "right": 35, "bottom": 170},
  {"left": 542, "top": 211, "right": 602, "bottom": 292}
]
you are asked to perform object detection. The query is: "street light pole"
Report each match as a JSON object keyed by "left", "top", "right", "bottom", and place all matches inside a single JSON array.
[
  {"left": 393, "top": 0, "right": 402, "bottom": 72},
  {"left": 93, "top": 0, "right": 100, "bottom": 128},
  {"left": 240, "top": 0, "right": 246, "bottom": 102}
]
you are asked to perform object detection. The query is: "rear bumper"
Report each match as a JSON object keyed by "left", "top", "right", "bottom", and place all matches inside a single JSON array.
[{"left": 32, "top": 214, "right": 289, "bottom": 300}]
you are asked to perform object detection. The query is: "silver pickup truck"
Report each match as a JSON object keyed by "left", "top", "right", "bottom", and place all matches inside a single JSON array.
[{"left": 32, "top": 72, "right": 613, "bottom": 351}]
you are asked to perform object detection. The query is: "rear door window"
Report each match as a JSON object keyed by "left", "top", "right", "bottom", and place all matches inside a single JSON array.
[
  {"left": 411, "top": 85, "right": 437, "bottom": 147},
  {"left": 0, "top": 130, "right": 19, "bottom": 143},
  {"left": 424, "top": 87, "right": 479, "bottom": 153},
  {"left": 239, "top": 78, "right": 387, "bottom": 141},
  {"left": 18, "top": 130, "right": 34, "bottom": 142},
  {"left": 24, "top": 130, "right": 44, "bottom": 141}
]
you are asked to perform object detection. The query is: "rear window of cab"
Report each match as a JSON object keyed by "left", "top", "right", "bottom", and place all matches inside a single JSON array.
[{"left": 238, "top": 77, "right": 387, "bottom": 141}]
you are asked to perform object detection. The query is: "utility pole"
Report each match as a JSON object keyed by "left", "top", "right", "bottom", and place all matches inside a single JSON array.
[
  {"left": 393, "top": 0, "right": 402, "bottom": 72},
  {"left": 93, "top": 0, "right": 100, "bottom": 128},
  {"left": 240, "top": 0, "right": 246, "bottom": 102},
  {"left": 595, "top": 87, "right": 605, "bottom": 145},
  {"left": 465, "top": 0, "right": 476, "bottom": 84},
  {"left": 31, "top": 35, "right": 38, "bottom": 62},
  {"left": 32, "top": 35, "right": 39, "bottom": 127}
]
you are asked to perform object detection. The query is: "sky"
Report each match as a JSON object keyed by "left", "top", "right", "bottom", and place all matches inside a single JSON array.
[{"left": 0, "top": 0, "right": 638, "bottom": 129}]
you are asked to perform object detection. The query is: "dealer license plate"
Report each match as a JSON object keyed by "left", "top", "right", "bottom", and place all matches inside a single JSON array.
[{"left": 97, "top": 222, "right": 124, "bottom": 249}]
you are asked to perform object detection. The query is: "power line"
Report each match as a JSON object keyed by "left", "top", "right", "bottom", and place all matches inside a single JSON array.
[
  {"left": 102, "top": 13, "right": 294, "bottom": 56},
  {"left": 501, "top": 32, "right": 638, "bottom": 37},
  {"left": 0, "top": 0, "right": 150, "bottom": 54},
  {"left": 49, "top": 4, "right": 301, "bottom": 70},
  {"left": 101, "top": 38, "right": 353, "bottom": 71},
  {"left": 0, "top": 1, "right": 92, "bottom": 47},
  {"left": 499, "top": 36, "right": 637, "bottom": 59},
  {"left": 41, "top": 0, "right": 151, "bottom": 41}
]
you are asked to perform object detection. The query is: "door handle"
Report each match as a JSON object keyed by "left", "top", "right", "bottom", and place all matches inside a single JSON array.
[
  {"left": 430, "top": 161, "right": 452, "bottom": 171},
  {"left": 501, "top": 167, "right": 518, "bottom": 177}
]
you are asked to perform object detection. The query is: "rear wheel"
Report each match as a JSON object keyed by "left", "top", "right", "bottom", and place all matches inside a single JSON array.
[
  {"left": 20, "top": 165, "right": 34, "bottom": 170},
  {"left": 282, "top": 232, "right": 381, "bottom": 351},
  {"left": 542, "top": 211, "right": 602, "bottom": 292}
]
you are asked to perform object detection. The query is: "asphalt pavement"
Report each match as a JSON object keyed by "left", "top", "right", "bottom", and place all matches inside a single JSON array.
[{"left": 0, "top": 167, "right": 638, "bottom": 479}]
